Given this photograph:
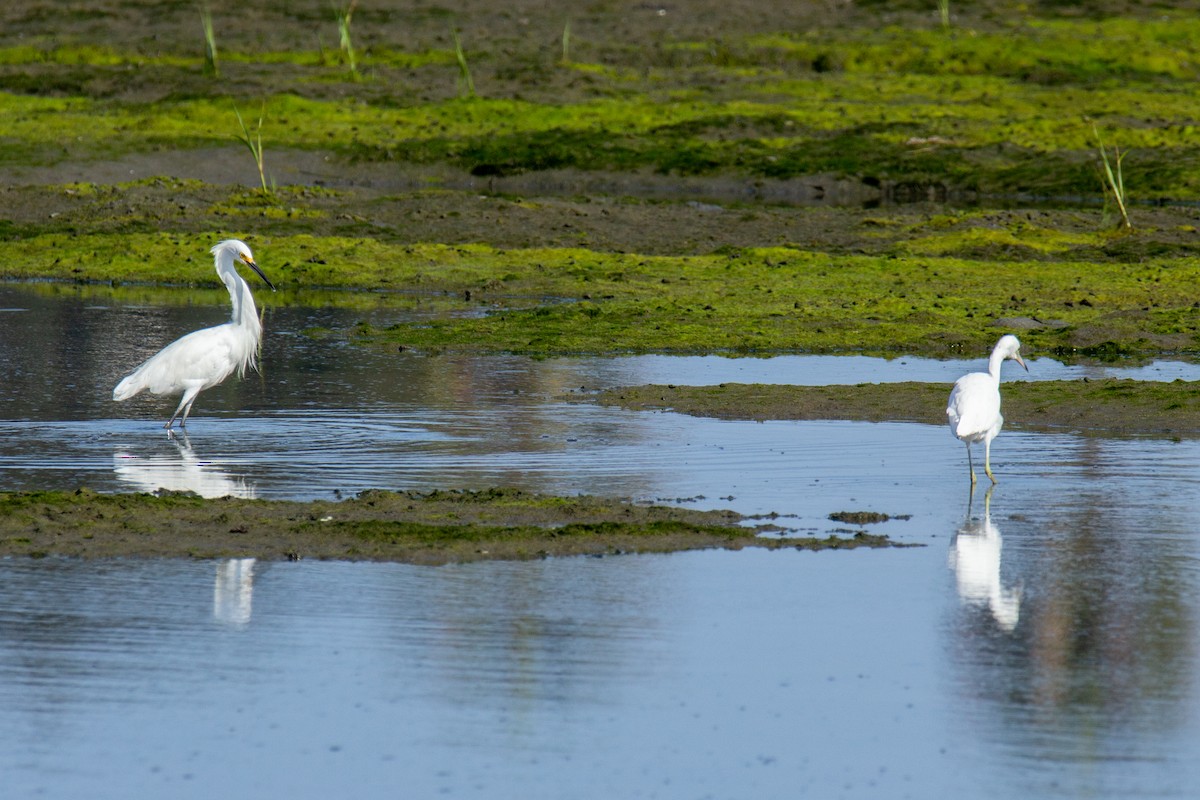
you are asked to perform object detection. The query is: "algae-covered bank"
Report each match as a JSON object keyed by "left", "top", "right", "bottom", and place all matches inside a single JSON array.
[
  {"left": 3, "top": 2, "right": 1200, "bottom": 359},
  {"left": 0, "top": 488, "right": 908, "bottom": 562},
  {"left": 588, "top": 378, "right": 1200, "bottom": 437}
]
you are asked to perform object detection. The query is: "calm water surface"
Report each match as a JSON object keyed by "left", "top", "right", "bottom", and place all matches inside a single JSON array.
[{"left": 0, "top": 286, "right": 1198, "bottom": 799}]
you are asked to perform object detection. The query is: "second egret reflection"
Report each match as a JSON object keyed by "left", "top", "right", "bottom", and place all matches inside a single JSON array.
[
  {"left": 113, "top": 431, "right": 256, "bottom": 499},
  {"left": 214, "top": 558, "right": 256, "bottom": 626},
  {"left": 949, "top": 487, "right": 1022, "bottom": 632}
]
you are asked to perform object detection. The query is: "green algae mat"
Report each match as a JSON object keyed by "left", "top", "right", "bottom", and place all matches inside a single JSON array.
[
  {"left": 5, "top": 3, "right": 1200, "bottom": 200},
  {"left": 0, "top": 488, "right": 908, "bottom": 561},
  {"left": 2, "top": 2, "right": 1200, "bottom": 360},
  {"left": 7, "top": 232, "right": 1200, "bottom": 360},
  {"left": 585, "top": 379, "right": 1200, "bottom": 437}
]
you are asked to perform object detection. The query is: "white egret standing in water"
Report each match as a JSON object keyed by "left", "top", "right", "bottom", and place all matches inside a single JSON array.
[
  {"left": 946, "top": 334, "right": 1027, "bottom": 485},
  {"left": 113, "top": 239, "right": 275, "bottom": 429}
]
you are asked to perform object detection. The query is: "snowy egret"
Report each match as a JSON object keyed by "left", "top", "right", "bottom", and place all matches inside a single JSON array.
[
  {"left": 946, "top": 334, "right": 1027, "bottom": 485},
  {"left": 113, "top": 239, "right": 275, "bottom": 429}
]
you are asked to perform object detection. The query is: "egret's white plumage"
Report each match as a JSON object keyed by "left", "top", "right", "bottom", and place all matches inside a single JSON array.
[
  {"left": 946, "top": 334, "right": 1027, "bottom": 485},
  {"left": 113, "top": 239, "right": 275, "bottom": 429}
]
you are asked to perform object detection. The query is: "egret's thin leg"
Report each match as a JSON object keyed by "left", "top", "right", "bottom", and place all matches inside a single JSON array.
[
  {"left": 178, "top": 394, "right": 200, "bottom": 428},
  {"left": 166, "top": 388, "right": 201, "bottom": 430},
  {"left": 165, "top": 400, "right": 187, "bottom": 430},
  {"left": 966, "top": 443, "right": 977, "bottom": 486},
  {"left": 984, "top": 438, "right": 997, "bottom": 484}
]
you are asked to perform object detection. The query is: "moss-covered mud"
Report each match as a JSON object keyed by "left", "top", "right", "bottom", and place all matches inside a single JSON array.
[
  {"left": 0, "top": 487, "right": 910, "bottom": 562},
  {"left": 6, "top": 227, "right": 1200, "bottom": 359},
  {"left": 587, "top": 378, "right": 1200, "bottom": 437},
  {"left": 7, "top": 2, "right": 1200, "bottom": 199},
  {"left": 4, "top": 2, "right": 1200, "bottom": 360}
]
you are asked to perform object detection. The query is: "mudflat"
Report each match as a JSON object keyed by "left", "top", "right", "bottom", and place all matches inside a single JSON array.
[{"left": 2, "top": 1, "right": 1198, "bottom": 558}]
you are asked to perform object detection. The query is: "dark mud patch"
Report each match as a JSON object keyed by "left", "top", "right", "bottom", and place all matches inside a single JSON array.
[
  {"left": 0, "top": 487, "right": 912, "bottom": 562},
  {"left": 0, "top": 161, "right": 892, "bottom": 257},
  {"left": 829, "top": 511, "right": 911, "bottom": 525},
  {"left": 586, "top": 379, "right": 1200, "bottom": 437},
  {"left": 6, "top": 163, "right": 1200, "bottom": 263}
]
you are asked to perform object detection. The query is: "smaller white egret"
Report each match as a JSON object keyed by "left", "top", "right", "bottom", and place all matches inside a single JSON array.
[
  {"left": 113, "top": 239, "right": 275, "bottom": 429},
  {"left": 946, "top": 334, "right": 1027, "bottom": 485}
]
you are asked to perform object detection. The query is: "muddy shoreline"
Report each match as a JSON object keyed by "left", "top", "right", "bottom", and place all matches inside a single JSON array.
[
  {"left": 5, "top": 149, "right": 1200, "bottom": 263},
  {"left": 0, "top": 488, "right": 910, "bottom": 562},
  {"left": 585, "top": 378, "right": 1200, "bottom": 436},
  {"left": 3, "top": 2, "right": 1200, "bottom": 361}
]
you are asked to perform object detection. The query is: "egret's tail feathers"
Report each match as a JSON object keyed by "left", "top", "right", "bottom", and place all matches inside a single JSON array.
[{"left": 237, "top": 347, "right": 260, "bottom": 380}]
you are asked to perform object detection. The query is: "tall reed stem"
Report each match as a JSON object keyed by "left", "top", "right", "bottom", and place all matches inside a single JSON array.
[
  {"left": 201, "top": 9, "right": 218, "bottom": 77},
  {"left": 453, "top": 30, "right": 475, "bottom": 97},
  {"left": 334, "top": 0, "right": 359, "bottom": 78},
  {"left": 234, "top": 103, "right": 271, "bottom": 195},
  {"left": 1094, "top": 124, "right": 1132, "bottom": 229}
]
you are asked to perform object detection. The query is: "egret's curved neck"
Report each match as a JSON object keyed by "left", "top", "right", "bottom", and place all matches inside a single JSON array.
[
  {"left": 987, "top": 349, "right": 1006, "bottom": 381},
  {"left": 217, "top": 253, "right": 261, "bottom": 331}
]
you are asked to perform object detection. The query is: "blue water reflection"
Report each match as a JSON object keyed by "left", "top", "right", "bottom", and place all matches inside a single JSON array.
[
  {"left": 0, "top": 498, "right": 1196, "bottom": 800},
  {"left": 0, "top": 286, "right": 1198, "bottom": 798},
  {"left": 114, "top": 430, "right": 257, "bottom": 498},
  {"left": 942, "top": 477, "right": 1200, "bottom": 799},
  {"left": 950, "top": 487, "right": 1022, "bottom": 631}
]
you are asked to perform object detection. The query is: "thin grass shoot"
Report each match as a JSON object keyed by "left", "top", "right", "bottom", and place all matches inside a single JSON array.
[
  {"left": 453, "top": 29, "right": 475, "bottom": 97},
  {"left": 1093, "top": 123, "right": 1132, "bottom": 229},
  {"left": 333, "top": 0, "right": 359, "bottom": 78},
  {"left": 233, "top": 103, "right": 271, "bottom": 196},
  {"left": 201, "top": 9, "right": 218, "bottom": 77}
]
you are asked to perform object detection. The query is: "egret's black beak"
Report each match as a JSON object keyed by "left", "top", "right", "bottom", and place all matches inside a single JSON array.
[{"left": 243, "top": 256, "right": 276, "bottom": 291}]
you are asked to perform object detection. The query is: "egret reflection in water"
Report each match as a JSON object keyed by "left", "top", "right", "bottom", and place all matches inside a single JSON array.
[
  {"left": 949, "top": 486, "right": 1022, "bottom": 632},
  {"left": 213, "top": 558, "right": 256, "bottom": 626},
  {"left": 113, "top": 430, "right": 256, "bottom": 499}
]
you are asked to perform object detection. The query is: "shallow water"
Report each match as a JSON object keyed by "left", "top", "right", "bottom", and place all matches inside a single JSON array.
[
  {"left": 0, "top": 286, "right": 1198, "bottom": 798},
  {"left": 1, "top": 284, "right": 1198, "bottom": 504},
  {"left": 2, "top": 459, "right": 1199, "bottom": 799}
]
